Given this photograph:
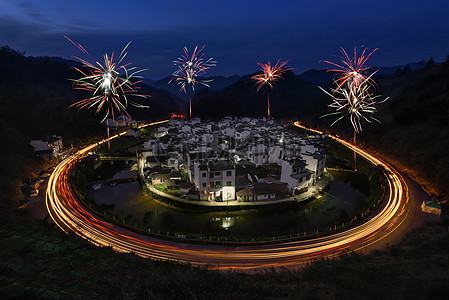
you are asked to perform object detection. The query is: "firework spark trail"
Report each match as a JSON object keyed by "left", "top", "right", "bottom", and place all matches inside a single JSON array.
[
  {"left": 251, "top": 59, "right": 291, "bottom": 120},
  {"left": 322, "top": 47, "right": 378, "bottom": 93},
  {"left": 319, "top": 77, "right": 388, "bottom": 134},
  {"left": 66, "top": 37, "right": 149, "bottom": 122},
  {"left": 319, "top": 75, "right": 389, "bottom": 170},
  {"left": 65, "top": 36, "right": 149, "bottom": 148},
  {"left": 170, "top": 46, "right": 216, "bottom": 118},
  {"left": 320, "top": 47, "right": 388, "bottom": 170}
]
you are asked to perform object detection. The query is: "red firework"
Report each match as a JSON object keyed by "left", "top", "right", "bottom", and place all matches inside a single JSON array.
[
  {"left": 251, "top": 59, "right": 291, "bottom": 119},
  {"left": 322, "top": 47, "right": 378, "bottom": 91}
]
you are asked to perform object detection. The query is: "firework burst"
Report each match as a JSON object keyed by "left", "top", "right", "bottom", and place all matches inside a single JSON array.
[
  {"left": 322, "top": 47, "right": 378, "bottom": 92},
  {"left": 170, "top": 46, "right": 216, "bottom": 92},
  {"left": 170, "top": 46, "right": 216, "bottom": 118},
  {"left": 251, "top": 59, "right": 291, "bottom": 119},
  {"left": 319, "top": 72, "right": 389, "bottom": 170},
  {"left": 65, "top": 36, "right": 149, "bottom": 124},
  {"left": 319, "top": 76, "right": 388, "bottom": 134}
]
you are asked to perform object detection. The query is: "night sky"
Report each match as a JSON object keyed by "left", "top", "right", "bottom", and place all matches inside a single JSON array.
[{"left": 0, "top": 0, "right": 448, "bottom": 79}]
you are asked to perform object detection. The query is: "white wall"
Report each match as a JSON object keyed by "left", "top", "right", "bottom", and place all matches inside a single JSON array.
[{"left": 280, "top": 160, "right": 297, "bottom": 192}]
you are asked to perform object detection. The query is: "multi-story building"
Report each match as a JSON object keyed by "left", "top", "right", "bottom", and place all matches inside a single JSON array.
[
  {"left": 280, "top": 159, "right": 313, "bottom": 194},
  {"left": 141, "top": 117, "right": 326, "bottom": 202},
  {"left": 193, "top": 160, "right": 235, "bottom": 201}
]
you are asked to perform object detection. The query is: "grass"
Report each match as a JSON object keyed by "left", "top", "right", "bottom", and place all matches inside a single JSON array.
[
  {"left": 2, "top": 135, "right": 449, "bottom": 298},
  {"left": 1, "top": 219, "right": 449, "bottom": 299}
]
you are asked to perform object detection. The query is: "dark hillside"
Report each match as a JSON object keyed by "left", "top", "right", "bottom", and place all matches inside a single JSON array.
[
  {"left": 0, "top": 46, "right": 178, "bottom": 208},
  {"left": 308, "top": 61, "right": 449, "bottom": 204},
  {"left": 192, "top": 70, "right": 327, "bottom": 119},
  {"left": 1, "top": 45, "right": 449, "bottom": 298},
  {"left": 191, "top": 59, "right": 449, "bottom": 204}
]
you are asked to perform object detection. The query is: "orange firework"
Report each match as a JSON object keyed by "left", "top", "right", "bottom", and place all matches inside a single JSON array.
[
  {"left": 322, "top": 47, "right": 378, "bottom": 92},
  {"left": 251, "top": 59, "right": 291, "bottom": 119}
]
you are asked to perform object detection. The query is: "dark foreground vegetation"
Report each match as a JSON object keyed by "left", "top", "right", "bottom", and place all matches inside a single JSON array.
[
  {"left": 1, "top": 46, "right": 449, "bottom": 299},
  {"left": 2, "top": 218, "right": 449, "bottom": 299}
]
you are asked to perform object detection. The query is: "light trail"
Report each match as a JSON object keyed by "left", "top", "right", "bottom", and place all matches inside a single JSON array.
[{"left": 46, "top": 120, "right": 410, "bottom": 270}]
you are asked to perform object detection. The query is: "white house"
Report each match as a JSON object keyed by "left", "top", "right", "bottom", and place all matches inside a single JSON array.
[
  {"left": 280, "top": 159, "right": 313, "bottom": 194},
  {"left": 180, "top": 125, "right": 192, "bottom": 134},
  {"left": 302, "top": 152, "right": 326, "bottom": 183},
  {"left": 248, "top": 144, "right": 267, "bottom": 166},
  {"left": 268, "top": 145, "right": 284, "bottom": 164},
  {"left": 222, "top": 127, "right": 235, "bottom": 137},
  {"left": 191, "top": 117, "right": 201, "bottom": 125},
  {"left": 193, "top": 160, "right": 235, "bottom": 201},
  {"left": 154, "top": 126, "right": 168, "bottom": 138},
  {"left": 30, "top": 135, "right": 63, "bottom": 156},
  {"left": 141, "top": 117, "right": 327, "bottom": 202}
]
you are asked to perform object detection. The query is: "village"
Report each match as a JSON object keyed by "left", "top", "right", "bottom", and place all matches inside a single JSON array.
[{"left": 139, "top": 117, "right": 329, "bottom": 206}]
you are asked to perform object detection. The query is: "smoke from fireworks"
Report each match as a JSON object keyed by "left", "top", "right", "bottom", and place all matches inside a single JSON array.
[
  {"left": 251, "top": 59, "right": 291, "bottom": 119},
  {"left": 170, "top": 46, "right": 215, "bottom": 118},
  {"left": 65, "top": 36, "right": 149, "bottom": 124}
]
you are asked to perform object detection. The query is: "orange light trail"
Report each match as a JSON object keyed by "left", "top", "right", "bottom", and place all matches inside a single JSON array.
[{"left": 46, "top": 120, "right": 410, "bottom": 270}]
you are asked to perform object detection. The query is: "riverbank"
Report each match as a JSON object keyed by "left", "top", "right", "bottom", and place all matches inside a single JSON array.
[{"left": 144, "top": 172, "right": 332, "bottom": 210}]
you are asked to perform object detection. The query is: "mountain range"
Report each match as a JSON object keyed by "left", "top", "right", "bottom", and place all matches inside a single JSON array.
[
  {"left": 0, "top": 45, "right": 448, "bottom": 299},
  {"left": 0, "top": 45, "right": 447, "bottom": 202},
  {"left": 141, "top": 60, "right": 432, "bottom": 113}
]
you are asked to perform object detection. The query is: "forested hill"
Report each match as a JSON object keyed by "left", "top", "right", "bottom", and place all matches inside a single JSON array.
[
  {"left": 0, "top": 46, "right": 178, "bottom": 139},
  {"left": 0, "top": 45, "right": 178, "bottom": 203},
  {"left": 0, "top": 44, "right": 447, "bottom": 204},
  {"left": 308, "top": 59, "right": 449, "bottom": 204},
  {"left": 191, "top": 58, "right": 449, "bottom": 204},
  {"left": 356, "top": 59, "right": 449, "bottom": 203},
  {"left": 0, "top": 46, "right": 449, "bottom": 299},
  {"left": 191, "top": 70, "right": 327, "bottom": 119}
]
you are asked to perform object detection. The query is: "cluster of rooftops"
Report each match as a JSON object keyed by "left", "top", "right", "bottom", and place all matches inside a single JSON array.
[{"left": 141, "top": 117, "right": 327, "bottom": 202}]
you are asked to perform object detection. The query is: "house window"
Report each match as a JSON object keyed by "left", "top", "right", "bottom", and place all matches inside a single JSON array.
[
  {"left": 226, "top": 181, "right": 232, "bottom": 186},
  {"left": 215, "top": 172, "right": 221, "bottom": 176},
  {"left": 215, "top": 181, "right": 222, "bottom": 188},
  {"left": 210, "top": 173, "right": 214, "bottom": 178},
  {"left": 202, "top": 183, "right": 206, "bottom": 188},
  {"left": 202, "top": 172, "right": 206, "bottom": 178},
  {"left": 210, "top": 182, "right": 215, "bottom": 189},
  {"left": 226, "top": 171, "right": 232, "bottom": 177}
]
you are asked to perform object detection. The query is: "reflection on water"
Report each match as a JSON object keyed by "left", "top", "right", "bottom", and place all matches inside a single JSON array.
[
  {"left": 89, "top": 169, "right": 374, "bottom": 238},
  {"left": 220, "top": 217, "right": 234, "bottom": 229}
]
